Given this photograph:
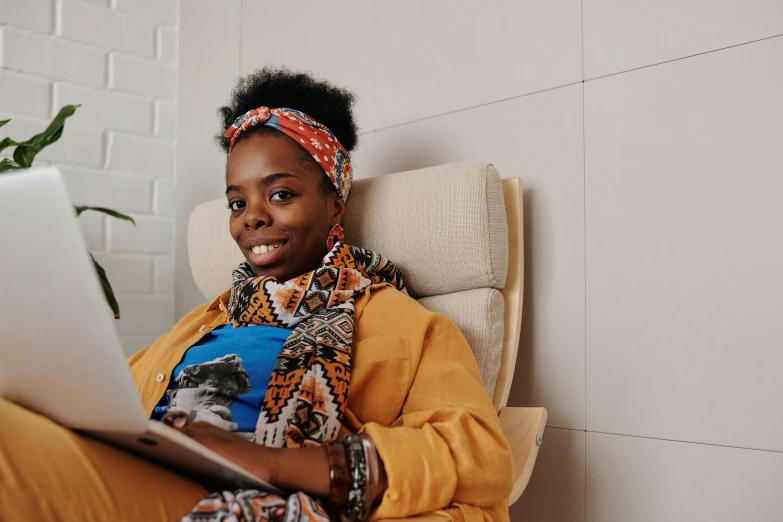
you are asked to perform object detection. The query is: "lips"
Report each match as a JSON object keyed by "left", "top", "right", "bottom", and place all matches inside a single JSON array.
[
  {"left": 245, "top": 239, "right": 287, "bottom": 266},
  {"left": 242, "top": 237, "right": 288, "bottom": 249}
]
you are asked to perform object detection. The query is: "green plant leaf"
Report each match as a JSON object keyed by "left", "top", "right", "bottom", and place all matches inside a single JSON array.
[
  {"left": 29, "top": 104, "right": 78, "bottom": 148},
  {"left": 0, "top": 137, "right": 20, "bottom": 154},
  {"left": 12, "top": 143, "right": 36, "bottom": 169},
  {"left": 0, "top": 119, "right": 10, "bottom": 129},
  {"left": 74, "top": 206, "right": 136, "bottom": 226},
  {"left": 90, "top": 254, "right": 120, "bottom": 319},
  {"left": 0, "top": 158, "right": 24, "bottom": 173},
  {"left": 4, "top": 105, "right": 80, "bottom": 167}
]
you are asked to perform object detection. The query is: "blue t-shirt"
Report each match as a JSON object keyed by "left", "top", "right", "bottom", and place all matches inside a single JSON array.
[{"left": 152, "top": 323, "right": 292, "bottom": 439}]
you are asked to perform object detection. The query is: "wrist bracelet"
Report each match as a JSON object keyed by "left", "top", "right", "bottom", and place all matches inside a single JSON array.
[
  {"left": 325, "top": 439, "right": 350, "bottom": 508},
  {"left": 358, "top": 433, "right": 383, "bottom": 508},
  {"left": 342, "top": 434, "right": 369, "bottom": 522}
]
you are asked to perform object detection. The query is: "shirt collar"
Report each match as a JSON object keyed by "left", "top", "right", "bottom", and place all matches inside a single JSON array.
[{"left": 207, "top": 289, "right": 233, "bottom": 312}]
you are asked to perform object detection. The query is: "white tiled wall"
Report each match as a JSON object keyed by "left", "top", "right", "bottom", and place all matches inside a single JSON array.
[
  {"left": 586, "top": 433, "right": 783, "bottom": 522},
  {"left": 177, "top": 1, "right": 783, "bottom": 520},
  {"left": 370, "top": 0, "right": 582, "bottom": 130},
  {"left": 1, "top": 0, "right": 179, "bottom": 355},
  {"left": 585, "top": 36, "right": 783, "bottom": 453},
  {"left": 583, "top": 0, "right": 783, "bottom": 79}
]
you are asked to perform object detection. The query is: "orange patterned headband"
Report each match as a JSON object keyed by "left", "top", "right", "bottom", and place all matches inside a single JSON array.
[{"left": 224, "top": 106, "right": 352, "bottom": 202}]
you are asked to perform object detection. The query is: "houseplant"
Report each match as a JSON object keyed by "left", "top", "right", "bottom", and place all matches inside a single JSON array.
[{"left": 0, "top": 105, "right": 134, "bottom": 318}]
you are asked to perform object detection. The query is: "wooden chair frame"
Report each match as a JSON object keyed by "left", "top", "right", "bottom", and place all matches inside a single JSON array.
[{"left": 496, "top": 178, "right": 547, "bottom": 505}]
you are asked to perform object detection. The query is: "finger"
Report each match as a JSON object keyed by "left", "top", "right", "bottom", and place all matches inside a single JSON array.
[{"left": 162, "top": 411, "right": 189, "bottom": 429}]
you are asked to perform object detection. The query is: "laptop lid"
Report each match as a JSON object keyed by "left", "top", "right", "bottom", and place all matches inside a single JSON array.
[{"left": 0, "top": 168, "right": 147, "bottom": 432}]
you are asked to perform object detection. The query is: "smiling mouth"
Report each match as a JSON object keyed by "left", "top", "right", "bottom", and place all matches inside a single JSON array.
[
  {"left": 250, "top": 242, "right": 284, "bottom": 255},
  {"left": 246, "top": 240, "right": 288, "bottom": 265}
]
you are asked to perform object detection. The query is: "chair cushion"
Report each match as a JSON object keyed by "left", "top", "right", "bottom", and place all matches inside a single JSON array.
[
  {"left": 188, "top": 201, "right": 245, "bottom": 302},
  {"left": 344, "top": 163, "right": 508, "bottom": 298},
  {"left": 419, "top": 288, "right": 504, "bottom": 398},
  {"left": 189, "top": 162, "right": 509, "bottom": 301}
]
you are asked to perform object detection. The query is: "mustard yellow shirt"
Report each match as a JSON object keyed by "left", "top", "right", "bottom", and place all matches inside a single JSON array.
[{"left": 128, "top": 285, "right": 512, "bottom": 522}]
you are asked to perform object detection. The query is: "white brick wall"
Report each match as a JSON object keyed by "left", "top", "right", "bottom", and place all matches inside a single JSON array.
[
  {"left": 58, "top": 165, "right": 153, "bottom": 213},
  {"left": 0, "top": 27, "right": 106, "bottom": 87},
  {"left": 109, "top": 215, "right": 174, "bottom": 254},
  {"left": 110, "top": 53, "right": 176, "bottom": 100},
  {"left": 107, "top": 132, "right": 174, "bottom": 179},
  {"left": 0, "top": 0, "right": 179, "bottom": 354},
  {"left": 154, "top": 255, "right": 175, "bottom": 294},
  {"left": 157, "top": 27, "right": 177, "bottom": 63},
  {"left": 153, "top": 178, "right": 174, "bottom": 214},
  {"left": 54, "top": 83, "right": 152, "bottom": 134},
  {"left": 0, "top": 0, "right": 53, "bottom": 33},
  {"left": 115, "top": 0, "right": 177, "bottom": 27},
  {"left": 58, "top": 1, "right": 155, "bottom": 58},
  {"left": 0, "top": 70, "right": 51, "bottom": 118},
  {"left": 92, "top": 252, "right": 155, "bottom": 294},
  {"left": 154, "top": 100, "right": 177, "bottom": 139}
]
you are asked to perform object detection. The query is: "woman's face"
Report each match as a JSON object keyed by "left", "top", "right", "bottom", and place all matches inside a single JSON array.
[{"left": 225, "top": 134, "right": 344, "bottom": 281}]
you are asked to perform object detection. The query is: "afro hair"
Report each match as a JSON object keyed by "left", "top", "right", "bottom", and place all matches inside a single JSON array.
[{"left": 216, "top": 66, "right": 359, "bottom": 154}]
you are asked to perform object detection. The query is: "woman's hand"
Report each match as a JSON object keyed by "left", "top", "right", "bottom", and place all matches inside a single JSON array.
[
  {"left": 163, "top": 411, "right": 330, "bottom": 496},
  {"left": 164, "top": 411, "right": 276, "bottom": 484}
]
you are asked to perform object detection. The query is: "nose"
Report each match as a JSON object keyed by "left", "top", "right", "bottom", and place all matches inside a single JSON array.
[{"left": 243, "top": 200, "right": 270, "bottom": 230}]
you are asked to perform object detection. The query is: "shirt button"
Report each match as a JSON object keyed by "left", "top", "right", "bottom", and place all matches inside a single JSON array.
[
  {"left": 199, "top": 324, "right": 206, "bottom": 332},
  {"left": 156, "top": 373, "right": 165, "bottom": 383}
]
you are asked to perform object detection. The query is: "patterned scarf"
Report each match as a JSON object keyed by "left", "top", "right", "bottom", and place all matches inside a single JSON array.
[
  {"left": 184, "top": 243, "right": 404, "bottom": 522},
  {"left": 228, "top": 242, "right": 405, "bottom": 448}
]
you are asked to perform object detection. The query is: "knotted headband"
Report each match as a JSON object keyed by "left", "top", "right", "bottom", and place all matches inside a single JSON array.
[{"left": 224, "top": 106, "right": 352, "bottom": 202}]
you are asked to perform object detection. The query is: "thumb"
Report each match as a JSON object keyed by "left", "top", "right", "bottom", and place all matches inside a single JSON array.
[{"left": 162, "top": 410, "right": 190, "bottom": 429}]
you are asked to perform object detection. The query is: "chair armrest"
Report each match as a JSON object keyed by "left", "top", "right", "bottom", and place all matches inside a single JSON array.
[{"left": 499, "top": 406, "right": 548, "bottom": 505}]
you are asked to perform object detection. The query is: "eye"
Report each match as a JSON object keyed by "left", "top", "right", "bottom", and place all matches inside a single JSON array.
[
  {"left": 271, "top": 191, "right": 293, "bottom": 202},
  {"left": 227, "top": 200, "right": 245, "bottom": 212}
]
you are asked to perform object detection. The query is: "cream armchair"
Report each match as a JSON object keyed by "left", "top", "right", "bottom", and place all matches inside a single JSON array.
[{"left": 188, "top": 162, "right": 547, "bottom": 513}]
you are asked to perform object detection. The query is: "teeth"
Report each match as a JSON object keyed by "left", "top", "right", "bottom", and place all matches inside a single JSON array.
[{"left": 251, "top": 243, "right": 281, "bottom": 255}]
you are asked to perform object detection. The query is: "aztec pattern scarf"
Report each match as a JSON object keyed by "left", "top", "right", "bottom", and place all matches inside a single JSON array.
[
  {"left": 184, "top": 490, "right": 327, "bottom": 522},
  {"left": 228, "top": 242, "right": 405, "bottom": 448},
  {"left": 183, "top": 243, "right": 405, "bottom": 522}
]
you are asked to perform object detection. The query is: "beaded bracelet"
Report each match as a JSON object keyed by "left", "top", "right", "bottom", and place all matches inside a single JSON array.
[
  {"left": 358, "top": 433, "right": 384, "bottom": 508},
  {"left": 342, "top": 434, "right": 369, "bottom": 522}
]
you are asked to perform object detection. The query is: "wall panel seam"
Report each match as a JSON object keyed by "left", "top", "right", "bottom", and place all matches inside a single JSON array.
[
  {"left": 588, "top": 430, "right": 783, "bottom": 455},
  {"left": 369, "top": 81, "right": 583, "bottom": 133},
  {"left": 585, "top": 32, "right": 783, "bottom": 83}
]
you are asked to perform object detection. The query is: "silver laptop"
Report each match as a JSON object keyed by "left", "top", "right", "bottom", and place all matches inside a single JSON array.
[{"left": 0, "top": 167, "right": 277, "bottom": 492}]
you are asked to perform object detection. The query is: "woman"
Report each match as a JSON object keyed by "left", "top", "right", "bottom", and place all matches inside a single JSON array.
[{"left": 0, "top": 68, "right": 512, "bottom": 522}]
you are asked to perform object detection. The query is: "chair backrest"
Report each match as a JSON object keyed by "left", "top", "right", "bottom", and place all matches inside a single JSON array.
[{"left": 188, "top": 163, "right": 523, "bottom": 410}]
